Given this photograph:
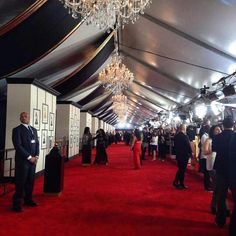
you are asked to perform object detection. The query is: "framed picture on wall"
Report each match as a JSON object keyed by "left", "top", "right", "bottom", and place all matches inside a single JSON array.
[
  {"left": 42, "top": 104, "right": 48, "bottom": 124},
  {"left": 41, "top": 129, "right": 47, "bottom": 149},
  {"left": 33, "top": 109, "right": 40, "bottom": 130},
  {"left": 49, "top": 113, "right": 54, "bottom": 131}
]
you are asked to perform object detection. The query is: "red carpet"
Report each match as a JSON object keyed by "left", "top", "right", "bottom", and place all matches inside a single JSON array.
[{"left": 0, "top": 143, "right": 228, "bottom": 236}]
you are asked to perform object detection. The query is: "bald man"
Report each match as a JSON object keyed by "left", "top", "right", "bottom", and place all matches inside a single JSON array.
[
  {"left": 173, "top": 124, "right": 192, "bottom": 189},
  {"left": 12, "top": 112, "right": 39, "bottom": 212}
]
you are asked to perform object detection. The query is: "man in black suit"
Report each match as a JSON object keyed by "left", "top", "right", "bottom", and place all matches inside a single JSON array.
[
  {"left": 229, "top": 132, "right": 236, "bottom": 236},
  {"left": 173, "top": 124, "right": 192, "bottom": 189},
  {"left": 213, "top": 117, "right": 234, "bottom": 229},
  {"left": 12, "top": 112, "right": 39, "bottom": 212}
]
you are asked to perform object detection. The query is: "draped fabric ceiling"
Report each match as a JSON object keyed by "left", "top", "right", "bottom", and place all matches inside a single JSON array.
[{"left": 1, "top": 0, "right": 236, "bottom": 125}]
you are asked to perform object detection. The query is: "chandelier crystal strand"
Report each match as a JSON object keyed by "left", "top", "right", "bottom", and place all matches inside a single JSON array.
[
  {"left": 60, "top": 0, "right": 152, "bottom": 31},
  {"left": 112, "top": 94, "right": 128, "bottom": 122}
]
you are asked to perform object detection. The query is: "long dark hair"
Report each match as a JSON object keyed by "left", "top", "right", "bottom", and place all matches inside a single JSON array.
[
  {"left": 84, "top": 127, "right": 90, "bottom": 135},
  {"left": 209, "top": 125, "right": 220, "bottom": 139},
  {"left": 99, "top": 129, "right": 106, "bottom": 138},
  {"left": 134, "top": 129, "right": 141, "bottom": 141}
]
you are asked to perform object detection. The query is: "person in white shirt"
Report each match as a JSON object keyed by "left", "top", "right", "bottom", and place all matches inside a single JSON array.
[
  {"left": 202, "top": 125, "right": 225, "bottom": 214},
  {"left": 150, "top": 130, "right": 158, "bottom": 161},
  {"left": 199, "top": 125, "right": 211, "bottom": 191}
]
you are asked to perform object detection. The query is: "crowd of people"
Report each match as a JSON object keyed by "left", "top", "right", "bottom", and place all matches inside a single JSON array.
[
  {"left": 11, "top": 111, "right": 235, "bottom": 236},
  {"left": 198, "top": 117, "right": 236, "bottom": 236},
  {"left": 127, "top": 117, "right": 236, "bottom": 236}
]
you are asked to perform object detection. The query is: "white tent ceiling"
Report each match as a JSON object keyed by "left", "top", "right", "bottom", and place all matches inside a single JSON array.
[{"left": 1, "top": 0, "right": 236, "bottom": 125}]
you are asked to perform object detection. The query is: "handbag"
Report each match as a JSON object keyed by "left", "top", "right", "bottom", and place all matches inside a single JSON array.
[{"left": 206, "top": 152, "right": 216, "bottom": 171}]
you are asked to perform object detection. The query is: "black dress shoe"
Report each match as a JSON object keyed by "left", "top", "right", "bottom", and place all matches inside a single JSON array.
[
  {"left": 178, "top": 185, "right": 188, "bottom": 190},
  {"left": 205, "top": 188, "right": 213, "bottom": 192},
  {"left": 12, "top": 206, "right": 22, "bottom": 213},
  {"left": 215, "top": 219, "right": 225, "bottom": 228},
  {"left": 24, "top": 201, "right": 38, "bottom": 207},
  {"left": 173, "top": 181, "right": 179, "bottom": 188}
]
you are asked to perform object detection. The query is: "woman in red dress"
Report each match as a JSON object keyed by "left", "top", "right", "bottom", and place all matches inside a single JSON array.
[{"left": 131, "top": 129, "right": 142, "bottom": 169}]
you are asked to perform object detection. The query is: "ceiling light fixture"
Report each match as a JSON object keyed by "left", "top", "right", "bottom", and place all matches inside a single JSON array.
[
  {"left": 112, "top": 94, "right": 128, "bottom": 122},
  {"left": 60, "top": 0, "right": 152, "bottom": 31},
  {"left": 99, "top": 53, "right": 134, "bottom": 95}
]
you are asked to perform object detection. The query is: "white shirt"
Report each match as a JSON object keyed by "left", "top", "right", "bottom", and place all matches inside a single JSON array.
[
  {"left": 22, "top": 123, "right": 29, "bottom": 129},
  {"left": 150, "top": 136, "right": 158, "bottom": 145},
  {"left": 200, "top": 133, "right": 209, "bottom": 159}
]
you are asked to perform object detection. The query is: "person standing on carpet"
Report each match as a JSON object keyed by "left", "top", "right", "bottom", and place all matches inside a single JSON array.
[
  {"left": 131, "top": 129, "right": 142, "bottom": 169},
  {"left": 150, "top": 129, "right": 158, "bottom": 161},
  {"left": 199, "top": 125, "right": 211, "bottom": 191},
  {"left": 141, "top": 127, "right": 149, "bottom": 160},
  {"left": 213, "top": 117, "right": 234, "bottom": 229},
  {"left": 173, "top": 124, "right": 192, "bottom": 190},
  {"left": 93, "top": 129, "right": 108, "bottom": 165},
  {"left": 202, "top": 125, "right": 223, "bottom": 214},
  {"left": 12, "top": 112, "right": 39, "bottom": 212},
  {"left": 81, "top": 127, "right": 92, "bottom": 166},
  {"left": 228, "top": 131, "right": 236, "bottom": 236},
  {"left": 158, "top": 128, "right": 166, "bottom": 162}
]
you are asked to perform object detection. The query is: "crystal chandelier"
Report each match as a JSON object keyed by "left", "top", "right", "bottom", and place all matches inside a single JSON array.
[
  {"left": 60, "top": 0, "right": 152, "bottom": 30},
  {"left": 113, "top": 102, "right": 128, "bottom": 115},
  {"left": 99, "top": 54, "right": 134, "bottom": 95},
  {"left": 112, "top": 94, "right": 127, "bottom": 104},
  {"left": 117, "top": 115, "right": 127, "bottom": 123},
  {"left": 112, "top": 94, "right": 128, "bottom": 112},
  {"left": 112, "top": 94, "right": 128, "bottom": 121}
]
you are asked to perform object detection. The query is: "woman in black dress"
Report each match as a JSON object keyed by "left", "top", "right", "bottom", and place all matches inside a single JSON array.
[
  {"left": 158, "top": 128, "right": 166, "bottom": 161},
  {"left": 93, "top": 129, "right": 108, "bottom": 165},
  {"left": 82, "top": 127, "right": 92, "bottom": 166}
]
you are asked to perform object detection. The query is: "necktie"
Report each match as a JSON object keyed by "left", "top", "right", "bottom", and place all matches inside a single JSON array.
[{"left": 28, "top": 126, "right": 34, "bottom": 138}]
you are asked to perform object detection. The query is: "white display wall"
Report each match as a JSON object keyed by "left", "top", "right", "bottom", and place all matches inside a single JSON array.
[
  {"left": 5, "top": 82, "right": 57, "bottom": 176},
  {"left": 99, "top": 120, "right": 104, "bottom": 129},
  {"left": 91, "top": 116, "right": 99, "bottom": 136},
  {"left": 104, "top": 122, "right": 107, "bottom": 132},
  {"left": 56, "top": 103, "right": 80, "bottom": 158},
  {"left": 80, "top": 112, "right": 92, "bottom": 139},
  {"left": 107, "top": 124, "right": 111, "bottom": 132},
  {"left": 107, "top": 124, "right": 115, "bottom": 133},
  {"left": 106, "top": 123, "right": 111, "bottom": 132},
  {"left": 111, "top": 125, "right": 115, "bottom": 132}
]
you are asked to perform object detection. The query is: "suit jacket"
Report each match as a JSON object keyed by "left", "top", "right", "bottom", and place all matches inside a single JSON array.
[
  {"left": 174, "top": 131, "right": 192, "bottom": 161},
  {"left": 12, "top": 124, "right": 39, "bottom": 162},
  {"left": 229, "top": 133, "right": 236, "bottom": 189},
  {"left": 212, "top": 129, "right": 234, "bottom": 179}
]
